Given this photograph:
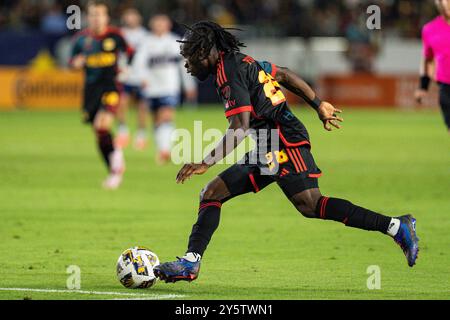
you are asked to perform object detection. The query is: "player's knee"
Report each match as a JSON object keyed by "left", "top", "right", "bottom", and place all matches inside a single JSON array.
[
  {"left": 200, "top": 185, "right": 220, "bottom": 202},
  {"left": 291, "top": 190, "right": 322, "bottom": 218},
  {"left": 294, "top": 203, "right": 316, "bottom": 218},
  {"left": 199, "top": 178, "right": 230, "bottom": 203},
  {"left": 94, "top": 112, "right": 114, "bottom": 131},
  {"left": 156, "top": 108, "right": 174, "bottom": 125}
]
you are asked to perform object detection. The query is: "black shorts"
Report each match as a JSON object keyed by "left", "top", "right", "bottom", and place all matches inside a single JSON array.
[
  {"left": 82, "top": 82, "right": 121, "bottom": 124},
  {"left": 438, "top": 82, "right": 450, "bottom": 129},
  {"left": 219, "top": 144, "right": 322, "bottom": 199}
]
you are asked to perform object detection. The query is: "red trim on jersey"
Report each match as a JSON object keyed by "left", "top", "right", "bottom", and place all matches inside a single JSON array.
[
  {"left": 291, "top": 149, "right": 304, "bottom": 172},
  {"left": 295, "top": 148, "right": 307, "bottom": 171},
  {"left": 308, "top": 173, "right": 322, "bottom": 178},
  {"left": 84, "top": 26, "right": 111, "bottom": 40},
  {"left": 76, "top": 27, "right": 133, "bottom": 57},
  {"left": 74, "top": 26, "right": 124, "bottom": 41},
  {"left": 219, "top": 52, "right": 227, "bottom": 82},
  {"left": 217, "top": 62, "right": 224, "bottom": 87},
  {"left": 105, "top": 27, "right": 133, "bottom": 58},
  {"left": 289, "top": 148, "right": 303, "bottom": 172},
  {"left": 276, "top": 123, "right": 310, "bottom": 148},
  {"left": 100, "top": 26, "right": 123, "bottom": 39},
  {"left": 242, "top": 56, "right": 255, "bottom": 64},
  {"left": 271, "top": 63, "right": 278, "bottom": 77},
  {"left": 280, "top": 168, "right": 290, "bottom": 177},
  {"left": 286, "top": 149, "right": 301, "bottom": 173},
  {"left": 216, "top": 51, "right": 227, "bottom": 87},
  {"left": 225, "top": 106, "right": 253, "bottom": 118},
  {"left": 125, "top": 46, "right": 135, "bottom": 58},
  {"left": 248, "top": 173, "right": 260, "bottom": 193}
]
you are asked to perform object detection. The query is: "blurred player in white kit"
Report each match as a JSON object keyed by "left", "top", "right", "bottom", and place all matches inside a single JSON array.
[
  {"left": 116, "top": 8, "right": 149, "bottom": 149},
  {"left": 133, "top": 14, "right": 197, "bottom": 164}
]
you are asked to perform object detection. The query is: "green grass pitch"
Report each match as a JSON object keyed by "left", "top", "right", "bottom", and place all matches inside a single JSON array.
[{"left": 0, "top": 106, "right": 448, "bottom": 300}]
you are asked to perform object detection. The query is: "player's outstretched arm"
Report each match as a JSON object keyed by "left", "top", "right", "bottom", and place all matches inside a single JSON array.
[
  {"left": 176, "top": 112, "right": 250, "bottom": 184},
  {"left": 69, "top": 35, "right": 86, "bottom": 70},
  {"left": 414, "top": 57, "right": 434, "bottom": 104},
  {"left": 275, "top": 66, "right": 343, "bottom": 131}
]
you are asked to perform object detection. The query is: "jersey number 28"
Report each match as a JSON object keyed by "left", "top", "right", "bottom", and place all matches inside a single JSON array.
[{"left": 258, "top": 70, "right": 286, "bottom": 106}]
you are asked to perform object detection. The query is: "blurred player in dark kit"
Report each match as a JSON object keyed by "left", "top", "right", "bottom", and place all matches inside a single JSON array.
[{"left": 70, "top": 1, "right": 133, "bottom": 189}]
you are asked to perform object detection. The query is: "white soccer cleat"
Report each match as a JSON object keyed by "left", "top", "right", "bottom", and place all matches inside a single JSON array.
[
  {"left": 102, "top": 149, "right": 125, "bottom": 190},
  {"left": 102, "top": 173, "right": 123, "bottom": 190}
]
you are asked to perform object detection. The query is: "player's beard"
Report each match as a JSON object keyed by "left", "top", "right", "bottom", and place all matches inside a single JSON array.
[{"left": 193, "top": 69, "right": 210, "bottom": 82}]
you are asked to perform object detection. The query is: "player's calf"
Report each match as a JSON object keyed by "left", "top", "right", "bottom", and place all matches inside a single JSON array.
[
  {"left": 94, "top": 111, "right": 125, "bottom": 189},
  {"left": 313, "top": 196, "right": 394, "bottom": 233},
  {"left": 312, "top": 195, "right": 419, "bottom": 267},
  {"left": 188, "top": 178, "right": 230, "bottom": 256},
  {"left": 156, "top": 178, "right": 233, "bottom": 283},
  {"left": 95, "top": 128, "right": 115, "bottom": 169}
]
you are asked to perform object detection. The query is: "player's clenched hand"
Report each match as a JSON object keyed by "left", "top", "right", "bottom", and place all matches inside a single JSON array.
[
  {"left": 176, "top": 162, "right": 209, "bottom": 184},
  {"left": 317, "top": 101, "right": 343, "bottom": 131},
  {"left": 414, "top": 89, "right": 427, "bottom": 104},
  {"left": 72, "top": 54, "right": 86, "bottom": 69}
]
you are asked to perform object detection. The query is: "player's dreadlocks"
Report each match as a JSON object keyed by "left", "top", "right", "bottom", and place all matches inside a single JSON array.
[{"left": 178, "top": 21, "right": 245, "bottom": 60}]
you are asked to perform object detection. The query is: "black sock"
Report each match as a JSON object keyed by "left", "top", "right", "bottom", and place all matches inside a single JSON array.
[
  {"left": 187, "top": 200, "right": 222, "bottom": 256},
  {"left": 315, "top": 197, "right": 391, "bottom": 234},
  {"left": 96, "top": 129, "right": 114, "bottom": 171}
]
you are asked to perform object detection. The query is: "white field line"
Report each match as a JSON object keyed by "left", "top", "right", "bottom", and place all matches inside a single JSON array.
[{"left": 0, "top": 287, "right": 185, "bottom": 300}]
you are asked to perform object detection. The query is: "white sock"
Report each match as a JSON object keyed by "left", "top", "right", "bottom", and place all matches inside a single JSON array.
[
  {"left": 183, "top": 252, "right": 201, "bottom": 262},
  {"left": 155, "top": 122, "right": 174, "bottom": 153},
  {"left": 110, "top": 149, "right": 124, "bottom": 174},
  {"left": 387, "top": 218, "right": 401, "bottom": 237}
]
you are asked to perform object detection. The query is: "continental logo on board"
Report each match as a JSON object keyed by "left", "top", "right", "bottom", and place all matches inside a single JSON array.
[
  {"left": 86, "top": 52, "right": 116, "bottom": 68},
  {"left": 16, "top": 75, "right": 81, "bottom": 101},
  {"left": 2, "top": 68, "right": 84, "bottom": 109}
]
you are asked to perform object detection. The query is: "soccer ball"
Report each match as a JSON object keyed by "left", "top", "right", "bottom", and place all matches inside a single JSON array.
[{"left": 116, "top": 246, "right": 160, "bottom": 289}]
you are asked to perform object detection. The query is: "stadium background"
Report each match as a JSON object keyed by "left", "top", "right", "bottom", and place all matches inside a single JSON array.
[
  {"left": 0, "top": 0, "right": 449, "bottom": 300},
  {"left": 0, "top": 0, "right": 441, "bottom": 109}
]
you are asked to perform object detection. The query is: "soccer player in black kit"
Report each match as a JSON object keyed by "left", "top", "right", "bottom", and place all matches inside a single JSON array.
[
  {"left": 70, "top": 1, "right": 133, "bottom": 189},
  {"left": 154, "top": 22, "right": 419, "bottom": 283}
]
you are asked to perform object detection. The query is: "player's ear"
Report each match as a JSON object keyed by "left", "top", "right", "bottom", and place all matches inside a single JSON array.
[{"left": 206, "top": 46, "right": 218, "bottom": 64}]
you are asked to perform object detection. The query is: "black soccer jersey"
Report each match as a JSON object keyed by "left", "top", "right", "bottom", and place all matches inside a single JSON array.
[
  {"left": 214, "top": 51, "right": 311, "bottom": 160},
  {"left": 71, "top": 27, "right": 133, "bottom": 85}
]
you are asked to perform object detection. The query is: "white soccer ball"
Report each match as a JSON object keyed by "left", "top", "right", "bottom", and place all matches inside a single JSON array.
[{"left": 116, "top": 246, "right": 160, "bottom": 289}]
